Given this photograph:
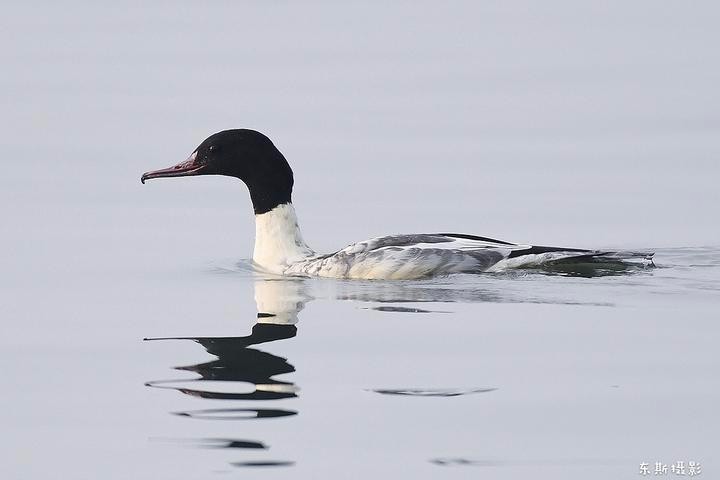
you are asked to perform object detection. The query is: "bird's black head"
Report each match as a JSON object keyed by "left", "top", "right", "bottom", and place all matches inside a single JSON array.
[{"left": 141, "top": 129, "right": 294, "bottom": 214}]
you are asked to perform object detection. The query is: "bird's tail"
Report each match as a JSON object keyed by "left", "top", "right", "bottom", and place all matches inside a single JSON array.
[{"left": 489, "top": 246, "right": 655, "bottom": 273}]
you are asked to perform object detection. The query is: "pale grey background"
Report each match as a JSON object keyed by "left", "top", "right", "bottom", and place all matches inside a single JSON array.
[{"left": 1, "top": 2, "right": 718, "bottom": 479}]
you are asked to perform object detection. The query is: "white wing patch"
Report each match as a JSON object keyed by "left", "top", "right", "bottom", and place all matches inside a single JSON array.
[{"left": 283, "top": 234, "right": 526, "bottom": 280}]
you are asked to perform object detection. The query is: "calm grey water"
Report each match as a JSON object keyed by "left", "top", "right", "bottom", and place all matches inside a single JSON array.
[{"left": 2, "top": 2, "right": 719, "bottom": 479}]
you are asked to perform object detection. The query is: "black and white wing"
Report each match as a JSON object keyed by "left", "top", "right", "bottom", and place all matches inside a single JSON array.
[{"left": 286, "top": 233, "right": 653, "bottom": 279}]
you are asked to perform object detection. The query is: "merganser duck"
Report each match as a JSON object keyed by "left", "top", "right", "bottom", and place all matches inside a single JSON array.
[{"left": 141, "top": 129, "right": 653, "bottom": 279}]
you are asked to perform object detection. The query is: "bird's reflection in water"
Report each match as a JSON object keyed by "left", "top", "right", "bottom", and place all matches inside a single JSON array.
[
  {"left": 372, "top": 387, "right": 497, "bottom": 397},
  {"left": 145, "top": 279, "right": 309, "bottom": 468},
  {"left": 146, "top": 324, "right": 299, "bottom": 402},
  {"left": 146, "top": 264, "right": 635, "bottom": 469}
]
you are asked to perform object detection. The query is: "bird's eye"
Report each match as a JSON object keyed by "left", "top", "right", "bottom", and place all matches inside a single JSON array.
[{"left": 208, "top": 145, "right": 216, "bottom": 152}]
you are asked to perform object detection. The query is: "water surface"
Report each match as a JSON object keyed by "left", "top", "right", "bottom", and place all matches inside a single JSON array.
[{"left": 2, "top": 2, "right": 719, "bottom": 479}]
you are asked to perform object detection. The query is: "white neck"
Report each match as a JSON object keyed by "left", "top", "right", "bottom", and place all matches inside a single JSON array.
[{"left": 253, "top": 203, "right": 314, "bottom": 273}]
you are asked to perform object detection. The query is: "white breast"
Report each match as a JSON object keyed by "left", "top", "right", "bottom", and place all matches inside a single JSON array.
[{"left": 253, "top": 204, "right": 315, "bottom": 274}]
